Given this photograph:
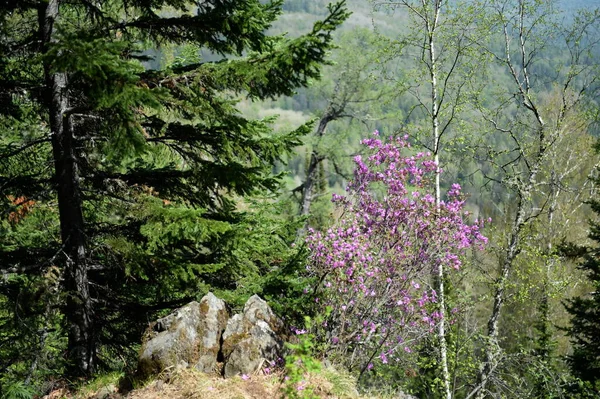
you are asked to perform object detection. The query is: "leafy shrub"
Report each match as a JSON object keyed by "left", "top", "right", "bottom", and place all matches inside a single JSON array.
[{"left": 306, "top": 133, "right": 487, "bottom": 372}]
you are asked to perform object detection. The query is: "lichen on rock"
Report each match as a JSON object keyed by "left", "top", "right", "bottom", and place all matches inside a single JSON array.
[{"left": 137, "top": 293, "right": 284, "bottom": 379}]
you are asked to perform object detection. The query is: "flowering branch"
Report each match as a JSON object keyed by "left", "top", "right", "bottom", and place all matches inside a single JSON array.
[{"left": 306, "top": 132, "right": 487, "bottom": 372}]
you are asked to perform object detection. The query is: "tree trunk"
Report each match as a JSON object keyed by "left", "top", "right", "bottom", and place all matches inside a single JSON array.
[
  {"left": 427, "top": 5, "right": 452, "bottom": 398},
  {"left": 471, "top": 216, "right": 522, "bottom": 399},
  {"left": 301, "top": 152, "right": 322, "bottom": 217},
  {"left": 40, "top": 0, "right": 95, "bottom": 375},
  {"left": 300, "top": 114, "right": 331, "bottom": 218},
  {"left": 471, "top": 161, "right": 540, "bottom": 399}
]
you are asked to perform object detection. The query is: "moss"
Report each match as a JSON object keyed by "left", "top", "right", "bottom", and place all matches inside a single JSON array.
[
  {"left": 175, "top": 326, "right": 201, "bottom": 364},
  {"left": 221, "top": 332, "right": 249, "bottom": 358},
  {"left": 217, "top": 309, "right": 229, "bottom": 327},
  {"left": 237, "top": 338, "right": 261, "bottom": 359},
  {"left": 199, "top": 300, "right": 210, "bottom": 315}
]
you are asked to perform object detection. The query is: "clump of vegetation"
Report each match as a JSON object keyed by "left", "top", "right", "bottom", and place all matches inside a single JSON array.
[{"left": 306, "top": 134, "right": 486, "bottom": 375}]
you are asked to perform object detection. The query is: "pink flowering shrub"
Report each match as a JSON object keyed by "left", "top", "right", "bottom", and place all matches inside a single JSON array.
[{"left": 305, "top": 133, "right": 487, "bottom": 371}]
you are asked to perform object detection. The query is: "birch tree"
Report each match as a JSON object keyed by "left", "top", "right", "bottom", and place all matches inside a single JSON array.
[
  {"left": 371, "top": 1, "right": 485, "bottom": 396},
  {"left": 465, "top": 1, "right": 600, "bottom": 397}
]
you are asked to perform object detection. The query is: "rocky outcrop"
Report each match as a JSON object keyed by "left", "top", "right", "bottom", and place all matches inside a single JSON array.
[
  {"left": 137, "top": 293, "right": 284, "bottom": 379},
  {"left": 137, "top": 292, "right": 229, "bottom": 378},
  {"left": 221, "top": 295, "right": 284, "bottom": 378},
  {"left": 195, "top": 293, "right": 230, "bottom": 372}
]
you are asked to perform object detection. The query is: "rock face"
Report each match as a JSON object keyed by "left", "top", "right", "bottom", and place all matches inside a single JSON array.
[
  {"left": 137, "top": 292, "right": 229, "bottom": 378},
  {"left": 221, "top": 295, "right": 284, "bottom": 378},
  {"left": 137, "top": 293, "right": 284, "bottom": 379}
]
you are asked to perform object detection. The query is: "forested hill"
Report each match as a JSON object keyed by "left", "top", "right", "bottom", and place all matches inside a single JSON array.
[
  {"left": 251, "top": 0, "right": 600, "bottom": 219},
  {"left": 2, "top": 0, "right": 600, "bottom": 398},
  {"left": 277, "top": 0, "right": 600, "bottom": 29}
]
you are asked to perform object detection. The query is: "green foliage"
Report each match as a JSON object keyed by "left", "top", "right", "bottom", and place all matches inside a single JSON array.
[
  {"left": 565, "top": 378, "right": 600, "bottom": 398},
  {"left": 0, "top": 381, "right": 34, "bottom": 399},
  {"left": 0, "top": 0, "right": 349, "bottom": 380},
  {"left": 70, "top": 371, "right": 126, "bottom": 399},
  {"left": 259, "top": 243, "right": 318, "bottom": 325},
  {"left": 283, "top": 316, "right": 323, "bottom": 399},
  {"left": 565, "top": 175, "right": 600, "bottom": 392}
]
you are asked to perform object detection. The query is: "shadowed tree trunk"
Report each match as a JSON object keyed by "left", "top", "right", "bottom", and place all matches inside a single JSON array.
[
  {"left": 300, "top": 115, "right": 331, "bottom": 217},
  {"left": 39, "top": 0, "right": 95, "bottom": 374}
]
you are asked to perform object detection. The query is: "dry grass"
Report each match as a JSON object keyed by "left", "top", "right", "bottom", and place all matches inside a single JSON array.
[
  {"left": 48, "top": 365, "right": 397, "bottom": 399},
  {"left": 126, "top": 369, "right": 282, "bottom": 399}
]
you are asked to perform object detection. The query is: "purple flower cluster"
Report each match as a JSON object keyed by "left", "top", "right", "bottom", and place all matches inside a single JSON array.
[{"left": 306, "top": 134, "right": 487, "bottom": 369}]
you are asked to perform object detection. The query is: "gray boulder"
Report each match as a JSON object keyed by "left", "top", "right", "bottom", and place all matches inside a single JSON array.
[
  {"left": 137, "top": 293, "right": 283, "bottom": 379},
  {"left": 221, "top": 295, "right": 284, "bottom": 378},
  {"left": 195, "top": 292, "right": 230, "bottom": 372},
  {"left": 243, "top": 294, "right": 284, "bottom": 333},
  {"left": 137, "top": 292, "right": 228, "bottom": 378}
]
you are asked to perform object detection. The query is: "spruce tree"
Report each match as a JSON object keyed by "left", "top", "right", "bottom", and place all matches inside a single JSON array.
[{"left": 0, "top": 0, "right": 349, "bottom": 377}]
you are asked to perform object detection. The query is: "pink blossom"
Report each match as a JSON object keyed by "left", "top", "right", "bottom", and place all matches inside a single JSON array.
[
  {"left": 380, "top": 353, "right": 388, "bottom": 364},
  {"left": 305, "top": 134, "right": 487, "bottom": 370}
]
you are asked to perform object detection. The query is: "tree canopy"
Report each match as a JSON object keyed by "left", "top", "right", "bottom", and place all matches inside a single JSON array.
[{"left": 0, "top": 0, "right": 349, "bottom": 377}]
